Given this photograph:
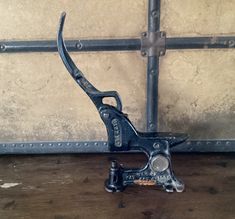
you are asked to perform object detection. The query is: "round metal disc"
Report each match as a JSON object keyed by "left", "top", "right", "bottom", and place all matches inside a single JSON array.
[{"left": 150, "top": 155, "right": 169, "bottom": 172}]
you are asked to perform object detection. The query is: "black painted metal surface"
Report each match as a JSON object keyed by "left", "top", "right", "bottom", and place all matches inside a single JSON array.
[
  {"left": 57, "top": 12, "right": 189, "bottom": 193},
  {"left": 0, "top": 39, "right": 141, "bottom": 53},
  {"left": 1, "top": 36, "right": 235, "bottom": 53},
  {"left": 0, "top": 141, "right": 109, "bottom": 154},
  {"left": 0, "top": 140, "right": 234, "bottom": 155},
  {"left": 146, "top": 0, "right": 161, "bottom": 132},
  {"left": 166, "top": 36, "right": 235, "bottom": 50}
]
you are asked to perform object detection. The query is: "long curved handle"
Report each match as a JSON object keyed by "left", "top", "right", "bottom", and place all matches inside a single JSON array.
[{"left": 57, "top": 12, "right": 122, "bottom": 111}]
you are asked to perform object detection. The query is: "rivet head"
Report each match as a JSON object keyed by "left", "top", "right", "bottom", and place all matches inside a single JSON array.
[
  {"left": 0, "top": 44, "right": 6, "bottom": 51},
  {"left": 151, "top": 10, "right": 159, "bottom": 18},
  {"left": 141, "top": 32, "right": 147, "bottom": 37},
  {"left": 153, "top": 143, "right": 160, "bottom": 149},
  {"left": 161, "top": 32, "right": 166, "bottom": 38},
  {"left": 149, "top": 123, "right": 155, "bottom": 129},
  {"left": 76, "top": 42, "right": 83, "bottom": 49},
  {"left": 141, "top": 51, "right": 147, "bottom": 57},
  {"left": 150, "top": 69, "right": 155, "bottom": 75},
  {"left": 102, "top": 112, "right": 109, "bottom": 119},
  {"left": 159, "top": 50, "right": 165, "bottom": 56},
  {"left": 228, "top": 40, "right": 235, "bottom": 47}
]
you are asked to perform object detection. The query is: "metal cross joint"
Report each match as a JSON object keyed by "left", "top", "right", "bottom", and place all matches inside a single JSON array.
[
  {"left": 57, "top": 12, "right": 188, "bottom": 193},
  {"left": 141, "top": 31, "right": 166, "bottom": 57}
]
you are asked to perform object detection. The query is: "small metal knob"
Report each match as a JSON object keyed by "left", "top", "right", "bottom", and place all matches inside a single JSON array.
[{"left": 105, "top": 160, "right": 124, "bottom": 192}]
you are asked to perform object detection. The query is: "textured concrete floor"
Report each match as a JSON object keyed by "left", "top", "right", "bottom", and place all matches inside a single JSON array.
[{"left": 0, "top": 0, "right": 234, "bottom": 142}]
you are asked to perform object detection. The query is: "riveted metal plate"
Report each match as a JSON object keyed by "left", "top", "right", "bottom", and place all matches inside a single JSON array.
[{"left": 141, "top": 31, "right": 166, "bottom": 57}]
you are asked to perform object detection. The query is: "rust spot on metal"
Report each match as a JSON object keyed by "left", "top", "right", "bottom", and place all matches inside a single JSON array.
[{"left": 134, "top": 179, "right": 156, "bottom": 186}]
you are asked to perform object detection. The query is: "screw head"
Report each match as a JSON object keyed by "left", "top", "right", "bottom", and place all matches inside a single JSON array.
[{"left": 102, "top": 112, "right": 109, "bottom": 119}]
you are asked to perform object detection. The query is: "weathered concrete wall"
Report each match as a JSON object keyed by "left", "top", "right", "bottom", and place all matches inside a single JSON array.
[
  {"left": 160, "top": 0, "right": 235, "bottom": 138},
  {"left": 0, "top": 0, "right": 234, "bottom": 142}
]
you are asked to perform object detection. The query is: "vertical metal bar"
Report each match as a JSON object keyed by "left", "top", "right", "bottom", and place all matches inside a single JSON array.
[
  {"left": 148, "top": 0, "right": 161, "bottom": 31},
  {"left": 146, "top": 0, "right": 161, "bottom": 132}
]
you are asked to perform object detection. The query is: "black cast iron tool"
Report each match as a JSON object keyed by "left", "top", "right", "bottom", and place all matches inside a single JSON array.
[{"left": 57, "top": 12, "right": 188, "bottom": 193}]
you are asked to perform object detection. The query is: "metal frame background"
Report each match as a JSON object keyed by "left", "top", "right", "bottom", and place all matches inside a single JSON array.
[{"left": 0, "top": 0, "right": 235, "bottom": 153}]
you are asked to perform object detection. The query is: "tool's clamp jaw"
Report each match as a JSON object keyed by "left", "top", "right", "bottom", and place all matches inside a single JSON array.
[{"left": 57, "top": 12, "right": 188, "bottom": 193}]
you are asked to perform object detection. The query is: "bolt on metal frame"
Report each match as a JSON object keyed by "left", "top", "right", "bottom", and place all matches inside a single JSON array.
[{"left": 0, "top": 0, "right": 235, "bottom": 153}]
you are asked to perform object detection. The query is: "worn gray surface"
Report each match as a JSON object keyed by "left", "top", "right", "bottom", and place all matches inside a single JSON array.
[{"left": 0, "top": 0, "right": 234, "bottom": 142}]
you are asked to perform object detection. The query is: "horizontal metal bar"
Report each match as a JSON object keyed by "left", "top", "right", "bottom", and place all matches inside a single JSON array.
[
  {"left": 1, "top": 36, "right": 235, "bottom": 53},
  {"left": 0, "top": 39, "right": 141, "bottom": 53},
  {"left": 0, "top": 140, "right": 234, "bottom": 155},
  {"left": 166, "top": 36, "right": 235, "bottom": 50},
  {"left": 171, "top": 140, "right": 235, "bottom": 153},
  {"left": 0, "top": 141, "right": 109, "bottom": 154}
]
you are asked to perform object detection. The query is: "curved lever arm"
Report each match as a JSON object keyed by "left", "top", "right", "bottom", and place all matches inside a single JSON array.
[{"left": 57, "top": 12, "right": 122, "bottom": 111}]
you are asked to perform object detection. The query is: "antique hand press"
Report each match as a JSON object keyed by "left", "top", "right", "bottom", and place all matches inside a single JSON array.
[{"left": 0, "top": 1, "right": 234, "bottom": 192}]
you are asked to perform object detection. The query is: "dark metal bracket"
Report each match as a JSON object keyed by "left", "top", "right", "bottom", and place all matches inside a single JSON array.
[
  {"left": 0, "top": 0, "right": 235, "bottom": 153},
  {"left": 141, "top": 31, "right": 166, "bottom": 57}
]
